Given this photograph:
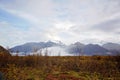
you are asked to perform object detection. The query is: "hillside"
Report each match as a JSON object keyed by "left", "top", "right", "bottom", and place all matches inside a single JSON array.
[{"left": 0, "top": 46, "right": 11, "bottom": 56}]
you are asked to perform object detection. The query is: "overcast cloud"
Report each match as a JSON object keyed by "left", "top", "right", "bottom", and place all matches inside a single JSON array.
[{"left": 0, "top": 0, "right": 120, "bottom": 47}]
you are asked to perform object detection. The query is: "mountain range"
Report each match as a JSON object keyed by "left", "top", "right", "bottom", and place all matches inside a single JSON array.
[{"left": 9, "top": 41, "right": 120, "bottom": 56}]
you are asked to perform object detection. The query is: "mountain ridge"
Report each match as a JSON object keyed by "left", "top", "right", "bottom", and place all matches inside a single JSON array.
[{"left": 10, "top": 41, "right": 120, "bottom": 56}]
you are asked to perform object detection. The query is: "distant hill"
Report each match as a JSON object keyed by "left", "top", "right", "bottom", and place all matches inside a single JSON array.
[{"left": 0, "top": 46, "right": 11, "bottom": 56}]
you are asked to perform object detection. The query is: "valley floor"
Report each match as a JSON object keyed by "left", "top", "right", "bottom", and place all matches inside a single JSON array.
[{"left": 0, "top": 55, "right": 120, "bottom": 80}]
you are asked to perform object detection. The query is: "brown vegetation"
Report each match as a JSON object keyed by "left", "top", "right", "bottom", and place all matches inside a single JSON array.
[
  {"left": 0, "top": 46, "right": 11, "bottom": 56},
  {"left": 0, "top": 51, "right": 120, "bottom": 80}
]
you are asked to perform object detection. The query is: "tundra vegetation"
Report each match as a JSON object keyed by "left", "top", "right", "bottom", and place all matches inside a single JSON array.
[{"left": 0, "top": 48, "right": 120, "bottom": 80}]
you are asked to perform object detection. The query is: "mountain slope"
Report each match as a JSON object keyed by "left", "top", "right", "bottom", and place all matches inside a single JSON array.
[
  {"left": 10, "top": 41, "right": 64, "bottom": 53},
  {"left": 66, "top": 43, "right": 109, "bottom": 55},
  {"left": 66, "top": 42, "right": 85, "bottom": 55},
  {"left": 103, "top": 43, "right": 120, "bottom": 51},
  {"left": 102, "top": 43, "right": 120, "bottom": 55},
  {"left": 82, "top": 44, "right": 109, "bottom": 55},
  {"left": 0, "top": 46, "right": 11, "bottom": 56}
]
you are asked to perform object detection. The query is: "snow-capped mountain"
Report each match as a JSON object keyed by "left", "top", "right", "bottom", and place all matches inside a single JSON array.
[{"left": 10, "top": 41, "right": 120, "bottom": 56}]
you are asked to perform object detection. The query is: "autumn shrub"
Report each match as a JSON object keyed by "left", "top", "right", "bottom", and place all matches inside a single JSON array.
[{"left": 0, "top": 55, "right": 120, "bottom": 79}]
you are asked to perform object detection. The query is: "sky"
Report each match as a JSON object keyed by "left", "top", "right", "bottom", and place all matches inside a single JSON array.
[{"left": 0, "top": 0, "right": 120, "bottom": 47}]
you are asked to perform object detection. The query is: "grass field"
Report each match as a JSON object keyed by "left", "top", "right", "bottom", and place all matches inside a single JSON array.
[{"left": 0, "top": 55, "right": 120, "bottom": 80}]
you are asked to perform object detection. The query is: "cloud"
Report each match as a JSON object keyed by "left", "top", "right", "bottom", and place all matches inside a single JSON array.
[
  {"left": 0, "top": 21, "right": 49, "bottom": 47},
  {"left": 0, "top": 21, "right": 25, "bottom": 47},
  {"left": 0, "top": 0, "right": 120, "bottom": 47},
  {"left": 92, "top": 18, "right": 120, "bottom": 32}
]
